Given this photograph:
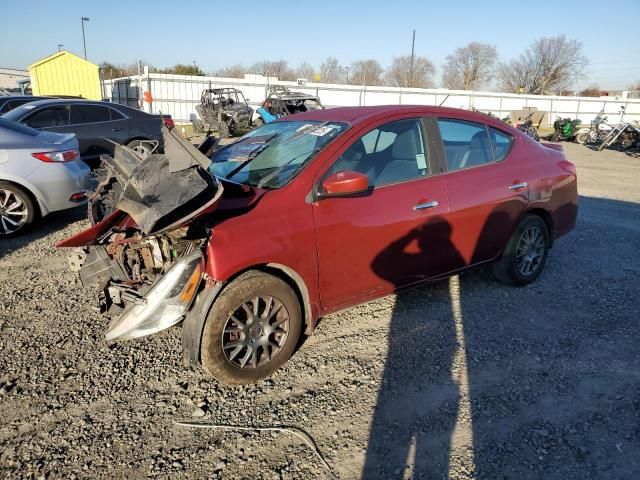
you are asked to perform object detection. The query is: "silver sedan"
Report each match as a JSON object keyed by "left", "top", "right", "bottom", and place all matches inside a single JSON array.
[{"left": 0, "top": 118, "right": 90, "bottom": 236}]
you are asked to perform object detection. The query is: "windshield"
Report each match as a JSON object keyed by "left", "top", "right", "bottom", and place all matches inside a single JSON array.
[{"left": 209, "top": 120, "right": 347, "bottom": 188}]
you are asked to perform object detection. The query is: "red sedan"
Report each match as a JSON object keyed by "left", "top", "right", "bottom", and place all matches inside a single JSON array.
[{"left": 59, "top": 105, "right": 578, "bottom": 384}]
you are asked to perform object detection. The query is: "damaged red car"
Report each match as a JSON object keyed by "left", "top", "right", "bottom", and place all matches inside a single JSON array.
[{"left": 58, "top": 106, "right": 578, "bottom": 384}]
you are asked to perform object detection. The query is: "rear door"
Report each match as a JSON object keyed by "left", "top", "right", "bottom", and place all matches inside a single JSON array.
[
  {"left": 312, "top": 117, "right": 454, "bottom": 311},
  {"left": 68, "top": 104, "right": 120, "bottom": 162},
  {"left": 435, "top": 117, "right": 529, "bottom": 267}
]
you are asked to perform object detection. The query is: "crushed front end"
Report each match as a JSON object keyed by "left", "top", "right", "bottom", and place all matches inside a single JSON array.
[{"left": 58, "top": 126, "right": 222, "bottom": 343}]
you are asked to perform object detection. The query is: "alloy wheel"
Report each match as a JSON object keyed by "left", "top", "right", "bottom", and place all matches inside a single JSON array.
[
  {"left": 0, "top": 189, "right": 29, "bottom": 235},
  {"left": 515, "top": 226, "right": 545, "bottom": 276},
  {"left": 221, "top": 295, "right": 290, "bottom": 369}
]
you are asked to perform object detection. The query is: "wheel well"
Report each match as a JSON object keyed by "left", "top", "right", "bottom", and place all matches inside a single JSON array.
[
  {"left": 223, "top": 264, "right": 314, "bottom": 336},
  {"left": 525, "top": 208, "right": 554, "bottom": 247},
  {"left": 124, "top": 136, "right": 151, "bottom": 146},
  {"left": 0, "top": 180, "right": 42, "bottom": 218}
]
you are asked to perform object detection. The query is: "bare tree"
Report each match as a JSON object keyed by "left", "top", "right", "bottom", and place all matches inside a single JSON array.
[
  {"left": 385, "top": 55, "right": 435, "bottom": 88},
  {"left": 295, "top": 62, "right": 316, "bottom": 81},
  {"left": 349, "top": 59, "right": 384, "bottom": 85},
  {"left": 442, "top": 42, "right": 497, "bottom": 90},
  {"left": 216, "top": 64, "right": 245, "bottom": 78},
  {"left": 627, "top": 80, "right": 640, "bottom": 91},
  {"left": 498, "top": 35, "right": 588, "bottom": 95},
  {"left": 319, "top": 57, "right": 345, "bottom": 84},
  {"left": 579, "top": 84, "right": 601, "bottom": 97},
  {"left": 250, "top": 60, "right": 295, "bottom": 81}
]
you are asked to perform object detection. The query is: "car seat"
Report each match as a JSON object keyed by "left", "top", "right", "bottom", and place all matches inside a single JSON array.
[
  {"left": 375, "top": 129, "right": 422, "bottom": 185},
  {"left": 458, "top": 131, "right": 492, "bottom": 169}
]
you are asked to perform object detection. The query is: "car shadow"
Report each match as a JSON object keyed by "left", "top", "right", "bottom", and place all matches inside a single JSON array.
[
  {"left": 361, "top": 195, "right": 640, "bottom": 479},
  {"left": 0, "top": 206, "right": 87, "bottom": 261}
]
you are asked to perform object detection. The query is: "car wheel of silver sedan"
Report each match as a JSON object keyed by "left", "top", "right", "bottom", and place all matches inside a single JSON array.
[{"left": 0, "top": 182, "right": 35, "bottom": 237}]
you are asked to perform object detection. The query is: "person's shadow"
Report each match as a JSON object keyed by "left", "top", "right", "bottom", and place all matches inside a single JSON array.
[{"left": 362, "top": 216, "right": 467, "bottom": 479}]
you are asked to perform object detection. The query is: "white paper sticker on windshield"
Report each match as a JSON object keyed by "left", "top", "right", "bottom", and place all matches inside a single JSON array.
[
  {"left": 296, "top": 124, "right": 314, "bottom": 132},
  {"left": 416, "top": 153, "right": 427, "bottom": 170},
  {"left": 23, "top": 105, "right": 36, "bottom": 109},
  {"left": 308, "top": 126, "right": 335, "bottom": 136}
]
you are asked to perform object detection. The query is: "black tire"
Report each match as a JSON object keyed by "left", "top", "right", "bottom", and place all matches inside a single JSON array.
[
  {"left": 200, "top": 271, "right": 302, "bottom": 384},
  {"left": 192, "top": 119, "right": 204, "bottom": 134},
  {"left": 253, "top": 117, "right": 265, "bottom": 128},
  {"left": 126, "top": 139, "right": 154, "bottom": 158},
  {"left": 493, "top": 214, "right": 550, "bottom": 286},
  {"left": 217, "top": 121, "right": 231, "bottom": 138},
  {"left": 0, "top": 182, "right": 36, "bottom": 237}
]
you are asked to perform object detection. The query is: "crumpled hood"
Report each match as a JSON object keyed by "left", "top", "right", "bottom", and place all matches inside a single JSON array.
[{"left": 57, "top": 126, "right": 223, "bottom": 247}]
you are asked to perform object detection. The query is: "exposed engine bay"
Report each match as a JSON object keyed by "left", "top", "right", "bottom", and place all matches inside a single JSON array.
[{"left": 60, "top": 126, "right": 222, "bottom": 340}]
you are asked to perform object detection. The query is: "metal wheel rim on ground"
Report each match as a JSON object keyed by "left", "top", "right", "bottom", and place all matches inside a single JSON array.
[
  {"left": 221, "top": 295, "right": 290, "bottom": 369},
  {"left": 0, "top": 189, "right": 28, "bottom": 234}
]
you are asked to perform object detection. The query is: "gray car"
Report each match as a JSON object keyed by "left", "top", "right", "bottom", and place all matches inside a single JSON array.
[
  {"left": 0, "top": 118, "right": 90, "bottom": 236},
  {"left": 2, "top": 99, "right": 171, "bottom": 168}
]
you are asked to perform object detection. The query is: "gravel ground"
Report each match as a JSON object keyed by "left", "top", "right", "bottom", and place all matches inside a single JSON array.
[{"left": 1, "top": 143, "right": 639, "bottom": 479}]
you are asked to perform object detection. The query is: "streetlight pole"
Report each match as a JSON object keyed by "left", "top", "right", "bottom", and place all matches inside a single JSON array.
[
  {"left": 81, "top": 17, "right": 90, "bottom": 60},
  {"left": 345, "top": 66, "right": 350, "bottom": 84},
  {"left": 409, "top": 29, "right": 415, "bottom": 88}
]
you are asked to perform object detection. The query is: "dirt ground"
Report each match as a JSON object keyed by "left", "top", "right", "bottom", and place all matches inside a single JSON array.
[{"left": 1, "top": 143, "right": 639, "bottom": 479}]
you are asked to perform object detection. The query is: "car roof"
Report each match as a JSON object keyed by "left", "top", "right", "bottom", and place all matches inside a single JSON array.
[
  {"left": 283, "top": 105, "right": 511, "bottom": 128},
  {"left": 11, "top": 98, "right": 111, "bottom": 107}
]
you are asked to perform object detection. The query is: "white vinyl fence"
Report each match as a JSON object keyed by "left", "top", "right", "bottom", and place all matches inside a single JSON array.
[{"left": 102, "top": 68, "right": 640, "bottom": 126}]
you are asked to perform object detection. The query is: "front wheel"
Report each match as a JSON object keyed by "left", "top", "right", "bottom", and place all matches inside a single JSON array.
[
  {"left": 200, "top": 271, "right": 302, "bottom": 384},
  {"left": 217, "top": 121, "right": 231, "bottom": 138},
  {"left": 253, "top": 117, "right": 265, "bottom": 128},
  {"left": 493, "top": 214, "right": 550, "bottom": 286}
]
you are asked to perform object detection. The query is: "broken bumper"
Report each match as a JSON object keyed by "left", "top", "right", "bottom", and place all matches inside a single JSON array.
[{"left": 105, "top": 251, "right": 203, "bottom": 343}]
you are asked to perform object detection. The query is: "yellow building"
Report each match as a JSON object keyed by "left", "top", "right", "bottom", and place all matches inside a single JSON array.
[{"left": 28, "top": 50, "right": 102, "bottom": 100}]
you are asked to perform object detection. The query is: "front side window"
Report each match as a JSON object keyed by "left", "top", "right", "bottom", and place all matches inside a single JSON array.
[
  {"left": 209, "top": 120, "right": 347, "bottom": 188},
  {"left": 24, "top": 106, "right": 70, "bottom": 128},
  {"left": 328, "top": 118, "right": 428, "bottom": 187},
  {"left": 437, "top": 118, "right": 494, "bottom": 171}
]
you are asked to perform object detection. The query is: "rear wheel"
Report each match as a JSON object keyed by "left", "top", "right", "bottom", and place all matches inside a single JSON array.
[
  {"left": 493, "top": 214, "right": 549, "bottom": 286},
  {"left": 253, "top": 117, "right": 265, "bottom": 128},
  {"left": 575, "top": 131, "right": 589, "bottom": 144},
  {"left": 200, "top": 271, "right": 302, "bottom": 384},
  {"left": 192, "top": 119, "right": 204, "bottom": 134},
  {"left": 0, "top": 182, "right": 35, "bottom": 237}
]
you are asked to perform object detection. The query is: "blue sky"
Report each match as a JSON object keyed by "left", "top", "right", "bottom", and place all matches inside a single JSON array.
[{"left": 2, "top": 0, "right": 639, "bottom": 89}]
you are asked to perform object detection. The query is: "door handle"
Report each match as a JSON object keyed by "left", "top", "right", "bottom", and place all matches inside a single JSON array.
[
  {"left": 413, "top": 200, "right": 439, "bottom": 211},
  {"left": 509, "top": 182, "right": 528, "bottom": 190},
  {"left": 112, "top": 127, "right": 123, "bottom": 132}
]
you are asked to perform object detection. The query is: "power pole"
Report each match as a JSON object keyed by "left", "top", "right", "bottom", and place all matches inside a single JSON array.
[
  {"left": 81, "top": 17, "right": 90, "bottom": 60},
  {"left": 409, "top": 29, "right": 415, "bottom": 88}
]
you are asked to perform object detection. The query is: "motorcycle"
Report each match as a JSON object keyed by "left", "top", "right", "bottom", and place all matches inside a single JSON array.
[
  {"left": 550, "top": 117, "right": 582, "bottom": 142},
  {"left": 575, "top": 109, "right": 612, "bottom": 145},
  {"left": 515, "top": 112, "right": 540, "bottom": 141},
  {"left": 597, "top": 120, "right": 640, "bottom": 151}
]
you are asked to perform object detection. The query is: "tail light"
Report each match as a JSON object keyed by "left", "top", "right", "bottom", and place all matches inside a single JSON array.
[
  {"left": 32, "top": 149, "right": 79, "bottom": 163},
  {"left": 164, "top": 118, "right": 175, "bottom": 129}
]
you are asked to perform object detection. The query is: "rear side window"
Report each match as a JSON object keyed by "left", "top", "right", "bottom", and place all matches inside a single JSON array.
[
  {"left": 25, "top": 106, "right": 70, "bottom": 128},
  {"left": 437, "top": 118, "right": 494, "bottom": 171},
  {"left": 70, "top": 105, "right": 111, "bottom": 124},
  {"left": 0, "top": 102, "right": 10, "bottom": 114},
  {"left": 489, "top": 127, "right": 513, "bottom": 161}
]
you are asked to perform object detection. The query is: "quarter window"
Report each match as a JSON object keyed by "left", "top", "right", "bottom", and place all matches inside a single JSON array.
[
  {"left": 489, "top": 127, "right": 514, "bottom": 161},
  {"left": 329, "top": 118, "right": 429, "bottom": 187},
  {"left": 437, "top": 118, "right": 494, "bottom": 171}
]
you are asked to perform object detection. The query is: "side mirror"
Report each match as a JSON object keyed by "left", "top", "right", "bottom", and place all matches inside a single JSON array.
[{"left": 320, "top": 170, "right": 369, "bottom": 197}]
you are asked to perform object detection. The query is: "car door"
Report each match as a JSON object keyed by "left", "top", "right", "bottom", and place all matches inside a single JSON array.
[
  {"left": 434, "top": 117, "right": 529, "bottom": 268},
  {"left": 68, "top": 104, "right": 120, "bottom": 163},
  {"left": 312, "top": 117, "right": 454, "bottom": 312}
]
